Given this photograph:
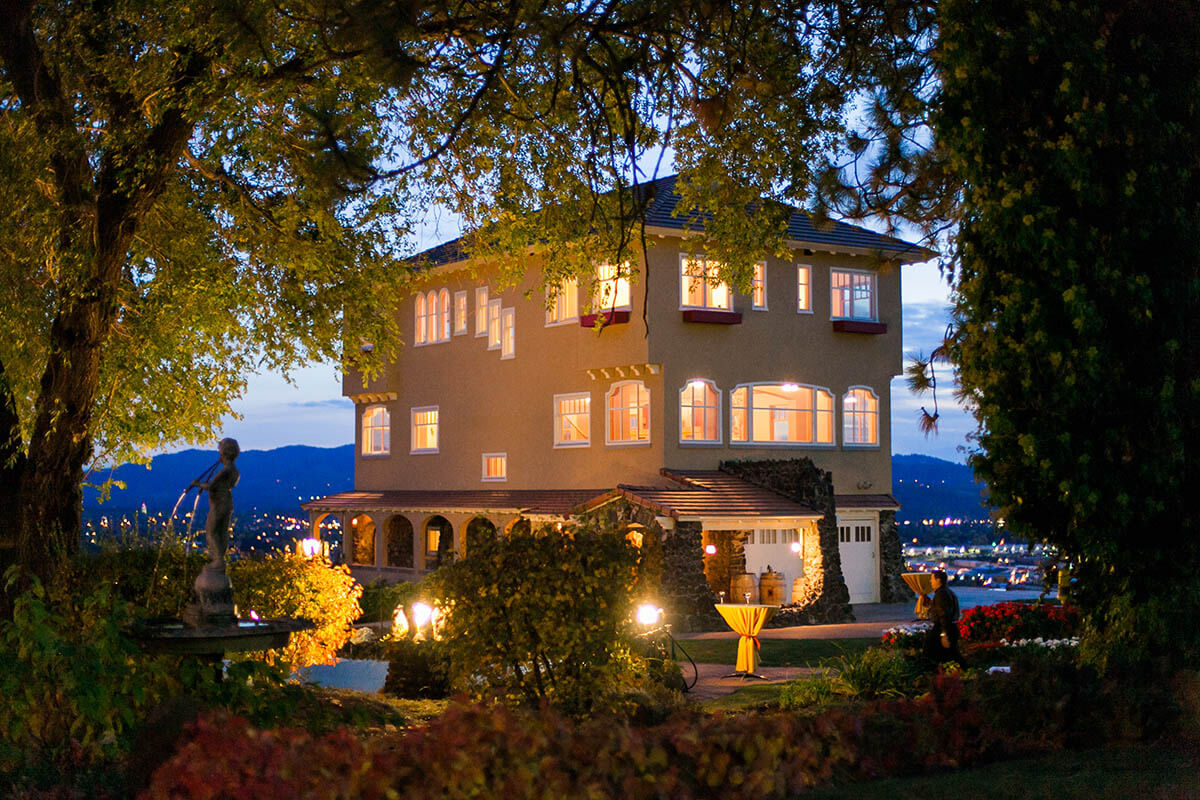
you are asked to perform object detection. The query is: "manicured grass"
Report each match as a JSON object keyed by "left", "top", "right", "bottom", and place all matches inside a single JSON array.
[
  {"left": 804, "top": 743, "right": 1200, "bottom": 799},
  {"left": 676, "top": 636, "right": 876, "bottom": 667},
  {"left": 698, "top": 683, "right": 789, "bottom": 713}
]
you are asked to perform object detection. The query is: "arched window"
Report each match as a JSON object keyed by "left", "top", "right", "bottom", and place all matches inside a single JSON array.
[
  {"left": 386, "top": 515, "right": 414, "bottom": 568},
  {"left": 425, "top": 291, "right": 438, "bottom": 343},
  {"left": 606, "top": 380, "right": 650, "bottom": 444},
  {"left": 414, "top": 294, "right": 427, "bottom": 345},
  {"left": 680, "top": 379, "right": 721, "bottom": 444},
  {"left": 843, "top": 386, "right": 879, "bottom": 446},
  {"left": 361, "top": 405, "right": 390, "bottom": 455},
  {"left": 350, "top": 514, "right": 376, "bottom": 565},
  {"left": 438, "top": 288, "right": 451, "bottom": 341},
  {"left": 730, "top": 383, "right": 835, "bottom": 445},
  {"left": 424, "top": 515, "right": 454, "bottom": 568}
]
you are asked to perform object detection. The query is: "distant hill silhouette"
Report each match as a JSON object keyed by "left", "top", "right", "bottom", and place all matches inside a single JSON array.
[{"left": 85, "top": 445, "right": 989, "bottom": 522}]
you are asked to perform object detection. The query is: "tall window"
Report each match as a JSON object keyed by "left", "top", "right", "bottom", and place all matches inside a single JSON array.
[
  {"left": 414, "top": 294, "right": 428, "bottom": 345},
  {"left": 797, "top": 265, "right": 812, "bottom": 312},
  {"left": 680, "top": 379, "right": 721, "bottom": 444},
  {"left": 554, "top": 393, "right": 591, "bottom": 447},
  {"left": 475, "top": 287, "right": 489, "bottom": 336},
  {"left": 361, "top": 405, "right": 390, "bottom": 455},
  {"left": 487, "top": 298, "right": 502, "bottom": 350},
  {"left": 606, "top": 381, "right": 650, "bottom": 445},
  {"left": 411, "top": 406, "right": 439, "bottom": 453},
  {"left": 831, "top": 269, "right": 876, "bottom": 320},
  {"left": 425, "top": 290, "right": 438, "bottom": 343},
  {"left": 501, "top": 307, "right": 515, "bottom": 359},
  {"left": 438, "top": 288, "right": 451, "bottom": 341},
  {"left": 843, "top": 387, "right": 879, "bottom": 446},
  {"left": 751, "top": 262, "right": 767, "bottom": 310},
  {"left": 482, "top": 453, "right": 507, "bottom": 482},
  {"left": 595, "top": 263, "right": 631, "bottom": 310},
  {"left": 454, "top": 290, "right": 468, "bottom": 335},
  {"left": 730, "top": 383, "right": 835, "bottom": 445},
  {"left": 546, "top": 278, "right": 579, "bottom": 324},
  {"left": 680, "top": 255, "right": 731, "bottom": 310}
]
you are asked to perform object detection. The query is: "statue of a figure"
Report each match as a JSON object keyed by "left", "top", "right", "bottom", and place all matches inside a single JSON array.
[{"left": 192, "top": 438, "right": 240, "bottom": 569}]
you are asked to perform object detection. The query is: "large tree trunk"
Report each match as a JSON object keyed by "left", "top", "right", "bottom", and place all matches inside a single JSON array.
[{"left": 0, "top": 358, "right": 26, "bottom": 582}]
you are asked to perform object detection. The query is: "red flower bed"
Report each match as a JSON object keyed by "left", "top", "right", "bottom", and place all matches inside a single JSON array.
[{"left": 958, "top": 601, "right": 1080, "bottom": 643}]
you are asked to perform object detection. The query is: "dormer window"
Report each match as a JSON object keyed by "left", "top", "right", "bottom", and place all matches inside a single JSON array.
[
  {"left": 680, "top": 255, "right": 731, "bottom": 310},
  {"left": 831, "top": 269, "right": 876, "bottom": 321}
]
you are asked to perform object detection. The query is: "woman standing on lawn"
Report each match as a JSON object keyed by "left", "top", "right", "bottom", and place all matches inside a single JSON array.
[{"left": 925, "top": 570, "right": 968, "bottom": 669}]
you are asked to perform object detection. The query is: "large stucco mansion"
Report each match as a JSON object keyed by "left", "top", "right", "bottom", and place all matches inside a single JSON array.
[{"left": 304, "top": 176, "right": 929, "bottom": 613}]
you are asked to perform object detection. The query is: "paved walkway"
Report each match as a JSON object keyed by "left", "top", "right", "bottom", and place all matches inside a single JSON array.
[{"left": 678, "top": 601, "right": 916, "bottom": 643}]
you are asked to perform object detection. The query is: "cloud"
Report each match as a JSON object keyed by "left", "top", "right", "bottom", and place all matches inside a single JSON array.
[{"left": 287, "top": 398, "right": 353, "bottom": 409}]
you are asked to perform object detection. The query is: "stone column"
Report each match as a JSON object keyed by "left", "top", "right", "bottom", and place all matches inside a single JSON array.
[
  {"left": 876, "top": 510, "right": 914, "bottom": 603},
  {"left": 662, "top": 521, "right": 722, "bottom": 631}
]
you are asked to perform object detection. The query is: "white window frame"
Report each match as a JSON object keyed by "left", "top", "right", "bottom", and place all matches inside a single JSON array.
[
  {"left": 679, "top": 379, "right": 723, "bottom": 446},
  {"left": 546, "top": 278, "right": 580, "bottom": 326},
  {"left": 487, "top": 298, "right": 502, "bottom": 350},
  {"left": 425, "top": 290, "right": 439, "bottom": 344},
  {"left": 842, "top": 385, "right": 880, "bottom": 448},
  {"left": 361, "top": 405, "right": 390, "bottom": 456},
  {"left": 679, "top": 254, "right": 733, "bottom": 311},
  {"left": 438, "top": 288, "right": 452, "bottom": 342},
  {"left": 410, "top": 406, "right": 439, "bottom": 454},
  {"left": 414, "top": 294, "right": 428, "bottom": 346},
  {"left": 481, "top": 452, "right": 507, "bottom": 482},
  {"left": 830, "top": 268, "right": 877, "bottom": 321},
  {"left": 751, "top": 262, "right": 767, "bottom": 310},
  {"left": 797, "top": 264, "right": 813, "bottom": 313},
  {"left": 594, "top": 263, "right": 632, "bottom": 311},
  {"left": 553, "top": 392, "right": 591, "bottom": 448},
  {"left": 729, "top": 382, "right": 836, "bottom": 448},
  {"left": 475, "top": 287, "right": 489, "bottom": 337},
  {"left": 453, "top": 290, "right": 469, "bottom": 335},
  {"left": 605, "top": 380, "right": 651, "bottom": 446},
  {"left": 500, "top": 307, "right": 515, "bottom": 359}
]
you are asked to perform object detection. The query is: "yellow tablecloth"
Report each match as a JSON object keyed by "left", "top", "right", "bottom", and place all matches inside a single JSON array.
[
  {"left": 715, "top": 603, "right": 778, "bottom": 674},
  {"left": 902, "top": 572, "right": 934, "bottom": 618}
]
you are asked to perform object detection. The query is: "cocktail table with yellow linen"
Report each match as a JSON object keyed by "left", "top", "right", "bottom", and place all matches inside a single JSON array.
[
  {"left": 902, "top": 572, "right": 934, "bottom": 619},
  {"left": 715, "top": 603, "right": 778, "bottom": 679}
]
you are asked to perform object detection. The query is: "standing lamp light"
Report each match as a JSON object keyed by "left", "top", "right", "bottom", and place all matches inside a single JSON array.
[
  {"left": 299, "top": 538, "right": 323, "bottom": 558},
  {"left": 704, "top": 544, "right": 718, "bottom": 555}
]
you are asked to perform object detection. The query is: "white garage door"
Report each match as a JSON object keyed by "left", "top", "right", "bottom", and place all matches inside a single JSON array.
[{"left": 837, "top": 517, "right": 878, "bottom": 604}]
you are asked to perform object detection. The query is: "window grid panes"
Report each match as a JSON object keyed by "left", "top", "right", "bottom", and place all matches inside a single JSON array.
[
  {"left": 362, "top": 406, "right": 390, "bottom": 455},
  {"left": 680, "top": 380, "right": 721, "bottom": 443},
  {"left": 487, "top": 298, "right": 502, "bottom": 349},
  {"left": 554, "top": 393, "right": 591, "bottom": 447},
  {"left": 411, "top": 407, "right": 439, "bottom": 453},
  {"left": 475, "top": 287, "right": 489, "bottom": 336},
  {"left": 730, "top": 383, "right": 834, "bottom": 445},
  {"left": 831, "top": 269, "right": 876, "bottom": 320},
  {"left": 547, "top": 278, "right": 579, "bottom": 324},
  {"left": 482, "top": 453, "right": 507, "bottom": 481},
  {"left": 414, "top": 294, "right": 428, "bottom": 345},
  {"left": 425, "top": 291, "right": 438, "bottom": 343},
  {"left": 752, "top": 262, "right": 767, "bottom": 309},
  {"left": 595, "top": 263, "right": 631, "bottom": 310},
  {"left": 843, "top": 387, "right": 879, "bottom": 446},
  {"left": 797, "top": 265, "right": 812, "bottom": 312},
  {"left": 438, "top": 289, "right": 451, "bottom": 341},
  {"left": 454, "top": 291, "right": 468, "bottom": 335},
  {"left": 680, "top": 256, "right": 732, "bottom": 310},
  {"left": 607, "top": 381, "right": 650, "bottom": 444},
  {"left": 500, "top": 307, "right": 515, "bottom": 359}
]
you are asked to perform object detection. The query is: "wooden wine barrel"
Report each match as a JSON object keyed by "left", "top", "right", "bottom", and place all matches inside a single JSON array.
[
  {"left": 792, "top": 577, "right": 808, "bottom": 604},
  {"left": 759, "top": 571, "right": 785, "bottom": 605},
  {"left": 729, "top": 572, "right": 759, "bottom": 604}
]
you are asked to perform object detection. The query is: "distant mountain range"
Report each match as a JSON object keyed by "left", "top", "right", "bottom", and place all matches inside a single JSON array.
[{"left": 86, "top": 445, "right": 991, "bottom": 524}]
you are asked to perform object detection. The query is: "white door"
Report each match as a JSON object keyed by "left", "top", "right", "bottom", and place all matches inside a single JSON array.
[{"left": 837, "top": 516, "right": 878, "bottom": 604}]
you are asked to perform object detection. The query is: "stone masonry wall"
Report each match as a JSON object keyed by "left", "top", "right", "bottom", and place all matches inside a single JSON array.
[{"left": 877, "top": 510, "right": 914, "bottom": 603}]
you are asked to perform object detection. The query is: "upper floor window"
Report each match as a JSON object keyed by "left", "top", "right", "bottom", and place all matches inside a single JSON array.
[
  {"left": 546, "top": 278, "right": 579, "bottom": 325},
  {"left": 831, "top": 269, "right": 876, "bottom": 320},
  {"left": 680, "top": 379, "right": 721, "bottom": 444},
  {"left": 751, "top": 262, "right": 767, "bottom": 310},
  {"left": 595, "top": 263, "right": 631, "bottom": 311},
  {"left": 438, "top": 289, "right": 452, "bottom": 341},
  {"left": 501, "top": 307, "right": 515, "bottom": 359},
  {"left": 414, "top": 294, "right": 428, "bottom": 345},
  {"left": 843, "top": 387, "right": 880, "bottom": 447},
  {"left": 425, "top": 291, "right": 439, "bottom": 343},
  {"left": 680, "top": 255, "right": 732, "bottom": 310},
  {"left": 797, "top": 265, "right": 812, "bottom": 313},
  {"left": 475, "top": 287, "right": 489, "bottom": 337},
  {"left": 606, "top": 380, "right": 650, "bottom": 445},
  {"left": 487, "top": 298, "right": 502, "bottom": 350},
  {"left": 730, "top": 383, "right": 834, "bottom": 446},
  {"left": 362, "top": 405, "right": 390, "bottom": 455},
  {"left": 482, "top": 452, "right": 507, "bottom": 482},
  {"left": 454, "top": 290, "right": 469, "bottom": 335},
  {"left": 554, "top": 392, "right": 591, "bottom": 447},
  {"left": 411, "top": 406, "right": 439, "bottom": 453}
]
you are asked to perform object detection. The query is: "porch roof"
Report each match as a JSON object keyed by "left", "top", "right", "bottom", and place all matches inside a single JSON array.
[{"left": 834, "top": 493, "right": 901, "bottom": 511}]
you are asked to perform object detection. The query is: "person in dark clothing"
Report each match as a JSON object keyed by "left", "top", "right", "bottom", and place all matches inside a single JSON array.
[{"left": 924, "top": 570, "right": 968, "bottom": 669}]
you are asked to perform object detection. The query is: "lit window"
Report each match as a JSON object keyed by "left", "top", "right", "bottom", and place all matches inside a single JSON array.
[
  {"left": 425, "top": 290, "right": 438, "bottom": 343},
  {"left": 554, "top": 392, "right": 591, "bottom": 447},
  {"left": 595, "top": 263, "right": 631, "bottom": 310},
  {"left": 482, "top": 452, "right": 507, "bottom": 482},
  {"left": 501, "top": 307, "right": 515, "bottom": 359},
  {"left": 752, "top": 262, "right": 767, "bottom": 310},
  {"left": 680, "top": 255, "right": 732, "bottom": 310},
  {"left": 454, "top": 290, "right": 468, "bottom": 335},
  {"left": 546, "top": 278, "right": 579, "bottom": 324},
  {"left": 680, "top": 379, "right": 721, "bottom": 444},
  {"left": 843, "top": 386, "right": 879, "bottom": 446},
  {"left": 797, "top": 265, "right": 812, "bottom": 312},
  {"left": 606, "top": 381, "right": 650, "bottom": 445},
  {"left": 475, "top": 287, "right": 489, "bottom": 337},
  {"left": 831, "top": 269, "right": 876, "bottom": 320},
  {"left": 411, "top": 406, "right": 439, "bottom": 453},
  {"left": 361, "top": 405, "right": 390, "bottom": 455},
  {"left": 414, "top": 294, "right": 427, "bottom": 345},
  {"left": 438, "top": 288, "right": 451, "bottom": 341},
  {"left": 487, "top": 298, "right": 502, "bottom": 350},
  {"left": 730, "top": 383, "right": 835, "bottom": 445}
]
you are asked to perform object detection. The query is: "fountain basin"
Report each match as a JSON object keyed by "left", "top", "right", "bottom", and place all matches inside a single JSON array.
[{"left": 133, "top": 617, "right": 315, "bottom": 656}]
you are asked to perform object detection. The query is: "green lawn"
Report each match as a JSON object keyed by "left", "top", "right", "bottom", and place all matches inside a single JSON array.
[
  {"left": 676, "top": 636, "right": 876, "bottom": 667},
  {"left": 803, "top": 743, "right": 1200, "bottom": 799}
]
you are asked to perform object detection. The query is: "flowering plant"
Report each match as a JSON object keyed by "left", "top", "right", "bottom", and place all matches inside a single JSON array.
[
  {"left": 880, "top": 622, "right": 931, "bottom": 648},
  {"left": 958, "top": 601, "right": 1080, "bottom": 643}
]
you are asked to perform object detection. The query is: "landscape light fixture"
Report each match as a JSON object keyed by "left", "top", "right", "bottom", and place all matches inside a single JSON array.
[
  {"left": 790, "top": 541, "right": 802, "bottom": 554},
  {"left": 299, "top": 537, "right": 323, "bottom": 558},
  {"left": 636, "top": 604, "right": 663, "bottom": 627},
  {"left": 704, "top": 544, "right": 718, "bottom": 555}
]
